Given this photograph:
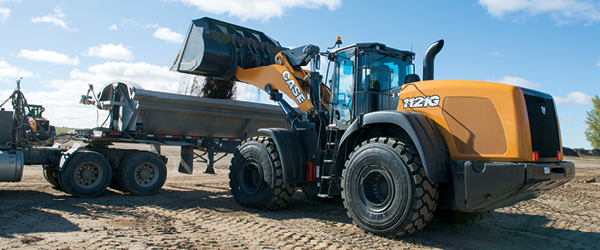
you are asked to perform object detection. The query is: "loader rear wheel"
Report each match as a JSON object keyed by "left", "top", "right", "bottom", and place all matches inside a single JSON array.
[
  {"left": 59, "top": 151, "right": 111, "bottom": 198},
  {"left": 229, "top": 136, "right": 295, "bottom": 210},
  {"left": 43, "top": 166, "right": 61, "bottom": 189},
  {"left": 342, "top": 137, "right": 438, "bottom": 238},
  {"left": 117, "top": 152, "right": 167, "bottom": 195}
]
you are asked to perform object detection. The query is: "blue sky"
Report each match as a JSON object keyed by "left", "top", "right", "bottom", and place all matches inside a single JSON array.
[{"left": 0, "top": 0, "right": 598, "bottom": 149}]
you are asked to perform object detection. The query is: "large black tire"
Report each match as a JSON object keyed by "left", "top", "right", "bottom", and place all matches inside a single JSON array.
[
  {"left": 436, "top": 209, "right": 493, "bottom": 225},
  {"left": 43, "top": 166, "right": 61, "bottom": 189},
  {"left": 341, "top": 137, "right": 438, "bottom": 238},
  {"left": 58, "top": 151, "right": 112, "bottom": 198},
  {"left": 229, "top": 136, "right": 295, "bottom": 210},
  {"left": 117, "top": 152, "right": 167, "bottom": 196}
]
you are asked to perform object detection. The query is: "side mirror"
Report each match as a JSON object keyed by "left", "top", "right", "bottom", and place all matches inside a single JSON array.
[{"left": 405, "top": 74, "right": 421, "bottom": 84}]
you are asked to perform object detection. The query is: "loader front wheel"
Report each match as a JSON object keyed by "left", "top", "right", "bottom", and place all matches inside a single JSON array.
[
  {"left": 342, "top": 137, "right": 438, "bottom": 237},
  {"left": 59, "top": 151, "right": 112, "bottom": 198},
  {"left": 229, "top": 136, "right": 295, "bottom": 210}
]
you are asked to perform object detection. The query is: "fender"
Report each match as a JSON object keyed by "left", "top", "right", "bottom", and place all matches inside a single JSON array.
[
  {"left": 258, "top": 128, "right": 306, "bottom": 184},
  {"left": 339, "top": 111, "right": 450, "bottom": 183},
  {"left": 58, "top": 142, "right": 83, "bottom": 171}
]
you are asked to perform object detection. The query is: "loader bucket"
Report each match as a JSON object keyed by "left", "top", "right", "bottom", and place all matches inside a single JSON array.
[{"left": 171, "top": 17, "right": 287, "bottom": 80}]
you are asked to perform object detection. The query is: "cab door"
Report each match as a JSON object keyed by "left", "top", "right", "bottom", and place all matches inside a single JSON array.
[{"left": 330, "top": 49, "right": 355, "bottom": 126}]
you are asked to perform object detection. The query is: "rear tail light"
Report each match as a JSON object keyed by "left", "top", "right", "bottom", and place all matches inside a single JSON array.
[{"left": 557, "top": 151, "right": 562, "bottom": 161}]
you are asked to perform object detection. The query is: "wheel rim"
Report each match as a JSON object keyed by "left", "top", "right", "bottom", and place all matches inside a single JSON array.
[
  {"left": 134, "top": 162, "right": 159, "bottom": 187},
  {"left": 359, "top": 165, "right": 394, "bottom": 213},
  {"left": 75, "top": 162, "right": 103, "bottom": 188},
  {"left": 240, "top": 160, "right": 263, "bottom": 195}
]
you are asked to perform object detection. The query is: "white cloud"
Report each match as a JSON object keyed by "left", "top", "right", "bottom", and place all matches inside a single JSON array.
[
  {"left": 31, "top": 7, "right": 76, "bottom": 31},
  {"left": 0, "top": 61, "right": 181, "bottom": 128},
  {"left": 176, "top": 0, "right": 342, "bottom": 21},
  {"left": 0, "top": 0, "right": 19, "bottom": 22},
  {"left": 478, "top": 0, "right": 600, "bottom": 25},
  {"left": 153, "top": 27, "right": 183, "bottom": 43},
  {"left": 18, "top": 49, "right": 79, "bottom": 65},
  {"left": 561, "top": 116, "right": 576, "bottom": 121},
  {"left": 0, "top": 59, "right": 36, "bottom": 83},
  {"left": 490, "top": 51, "right": 504, "bottom": 57},
  {"left": 0, "top": 7, "right": 9, "bottom": 22},
  {"left": 71, "top": 61, "right": 181, "bottom": 93},
  {"left": 107, "top": 24, "right": 118, "bottom": 31},
  {"left": 84, "top": 44, "right": 133, "bottom": 61},
  {"left": 554, "top": 91, "right": 593, "bottom": 105},
  {"left": 494, "top": 76, "right": 540, "bottom": 89}
]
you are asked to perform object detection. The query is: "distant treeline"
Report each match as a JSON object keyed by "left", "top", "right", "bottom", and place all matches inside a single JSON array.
[{"left": 564, "top": 147, "right": 600, "bottom": 158}]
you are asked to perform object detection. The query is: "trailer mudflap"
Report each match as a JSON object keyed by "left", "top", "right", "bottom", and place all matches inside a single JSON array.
[
  {"left": 58, "top": 142, "right": 82, "bottom": 170},
  {"left": 444, "top": 160, "right": 575, "bottom": 212}
]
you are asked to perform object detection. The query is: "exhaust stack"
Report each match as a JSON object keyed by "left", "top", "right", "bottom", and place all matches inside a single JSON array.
[
  {"left": 171, "top": 17, "right": 286, "bottom": 80},
  {"left": 423, "top": 39, "right": 444, "bottom": 81}
]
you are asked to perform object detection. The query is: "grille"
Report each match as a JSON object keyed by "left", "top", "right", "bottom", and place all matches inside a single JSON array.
[{"left": 523, "top": 89, "right": 561, "bottom": 159}]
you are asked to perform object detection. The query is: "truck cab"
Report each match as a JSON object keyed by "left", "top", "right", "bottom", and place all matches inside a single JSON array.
[{"left": 330, "top": 43, "right": 415, "bottom": 127}]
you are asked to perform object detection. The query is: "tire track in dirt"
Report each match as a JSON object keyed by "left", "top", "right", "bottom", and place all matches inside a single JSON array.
[{"left": 2, "top": 156, "right": 599, "bottom": 250}]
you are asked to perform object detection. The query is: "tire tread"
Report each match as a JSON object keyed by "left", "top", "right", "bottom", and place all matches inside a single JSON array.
[{"left": 342, "top": 137, "right": 439, "bottom": 238}]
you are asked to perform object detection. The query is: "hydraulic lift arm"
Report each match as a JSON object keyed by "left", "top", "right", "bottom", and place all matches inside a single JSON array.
[{"left": 170, "top": 17, "right": 330, "bottom": 115}]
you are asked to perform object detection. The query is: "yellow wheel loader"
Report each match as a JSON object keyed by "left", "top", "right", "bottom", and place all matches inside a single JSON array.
[{"left": 171, "top": 17, "right": 575, "bottom": 237}]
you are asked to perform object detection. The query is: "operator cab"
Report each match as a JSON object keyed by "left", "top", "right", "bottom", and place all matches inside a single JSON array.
[{"left": 330, "top": 43, "right": 415, "bottom": 126}]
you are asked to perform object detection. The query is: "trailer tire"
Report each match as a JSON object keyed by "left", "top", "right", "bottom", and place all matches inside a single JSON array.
[
  {"left": 342, "top": 137, "right": 438, "bottom": 238},
  {"left": 117, "top": 152, "right": 167, "bottom": 196},
  {"left": 229, "top": 136, "right": 295, "bottom": 210},
  {"left": 58, "top": 151, "right": 111, "bottom": 198},
  {"left": 43, "top": 166, "right": 61, "bottom": 189}
]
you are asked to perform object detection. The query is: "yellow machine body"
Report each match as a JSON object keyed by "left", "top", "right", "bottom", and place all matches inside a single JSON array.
[{"left": 398, "top": 79, "right": 562, "bottom": 162}]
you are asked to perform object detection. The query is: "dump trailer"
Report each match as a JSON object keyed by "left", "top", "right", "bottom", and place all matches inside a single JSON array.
[
  {"left": 1, "top": 79, "right": 290, "bottom": 198},
  {"left": 171, "top": 17, "right": 575, "bottom": 237}
]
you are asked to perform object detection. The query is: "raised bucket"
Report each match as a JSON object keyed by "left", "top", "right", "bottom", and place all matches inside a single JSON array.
[{"left": 171, "top": 17, "right": 287, "bottom": 80}]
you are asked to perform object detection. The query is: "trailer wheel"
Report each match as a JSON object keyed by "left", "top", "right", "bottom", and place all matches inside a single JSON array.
[
  {"left": 58, "top": 151, "right": 112, "bottom": 198},
  {"left": 229, "top": 136, "right": 295, "bottom": 210},
  {"left": 117, "top": 152, "right": 167, "bottom": 195},
  {"left": 341, "top": 137, "right": 438, "bottom": 237},
  {"left": 43, "top": 166, "right": 61, "bottom": 189}
]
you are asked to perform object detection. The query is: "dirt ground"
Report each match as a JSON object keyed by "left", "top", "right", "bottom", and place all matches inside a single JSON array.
[{"left": 1, "top": 144, "right": 599, "bottom": 250}]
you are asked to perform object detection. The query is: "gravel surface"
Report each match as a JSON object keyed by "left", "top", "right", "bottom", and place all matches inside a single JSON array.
[{"left": 1, "top": 144, "right": 599, "bottom": 250}]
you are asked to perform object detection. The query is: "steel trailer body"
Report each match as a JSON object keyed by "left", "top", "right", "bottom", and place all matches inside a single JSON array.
[{"left": 1, "top": 80, "right": 291, "bottom": 198}]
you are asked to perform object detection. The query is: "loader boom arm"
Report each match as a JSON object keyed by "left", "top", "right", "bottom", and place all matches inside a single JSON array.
[
  {"left": 171, "top": 17, "right": 329, "bottom": 114},
  {"left": 234, "top": 53, "right": 330, "bottom": 113}
]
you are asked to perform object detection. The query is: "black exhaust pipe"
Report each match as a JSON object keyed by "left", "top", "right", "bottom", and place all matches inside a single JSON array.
[{"left": 423, "top": 39, "right": 444, "bottom": 81}]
